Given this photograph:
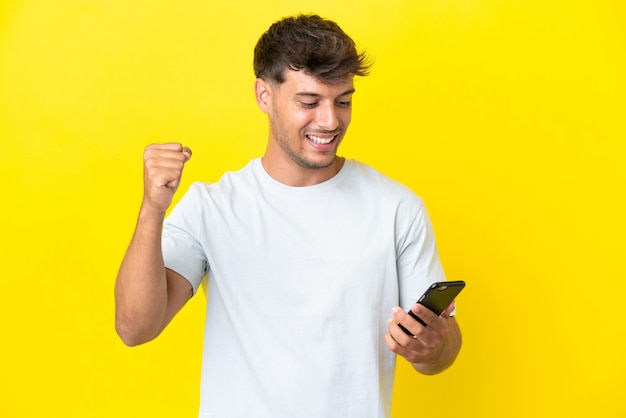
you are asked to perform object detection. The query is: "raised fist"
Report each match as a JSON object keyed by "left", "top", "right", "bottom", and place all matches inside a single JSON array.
[{"left": 142, "top": 143, "right": 192, "bottom": 214}]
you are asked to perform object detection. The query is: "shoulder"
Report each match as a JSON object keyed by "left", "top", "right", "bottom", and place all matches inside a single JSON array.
[
  {"left": 345, "top": 159, "right": 424, "bottom": 206},
  {"left": 168, "top": 160, "right": 258, "bottom": 219},
  {"left": 182, "top": 159, "right": 258, "bottom": 198}
]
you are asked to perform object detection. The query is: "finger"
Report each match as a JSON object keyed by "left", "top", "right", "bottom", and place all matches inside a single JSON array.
[
  {"left": 388, "top": 315, "right": 428, "bottom": 349},
  {"left": 384, "top": 331, "right": 422, "bottom": 364},
  {"left": 143, "top": 153, "right": 187, "bottom": 187},
  {"left": 412, "top": 305, "right": 451, "bottom": 337},
  {"left": 392, "top": 315, "right": 443, "bottom": 355},
  {"left": 145, "top": 147, "right": 190, "bottom": 162},
  {"left": 392, "top": 305, "right": 430, "bottom": 338},
  {"left": 144, "top": 143, "right": 192, "bottom": 164},
  {"left": 391, "top": 306, "right": 415, "bottom": 335},
  {"left": 147, "top": 158, "right": 186, "bottom": 172},
  {"left": 410, "top": 304, "right": 439, "bottom": 328},
  {"left": 150, "top": 166, "right": 184, "bottom": 181},
  {"left": 144, "top": 155, "right": 191, "bottom": 180},
  {"left": 385, "top": 328, "right": 413, "bottom": 353},
  {"left": 388, "top": 317, "right": 413, "bottom": 342},
  {"left": 144, "top": 161, "right": 186, "bottom": 185},
  {"left": 384, "top": 330, "right": 407, "bottom": 355},
  {"left": 386, "top": 316, "right": 442, "bottom": 362},
  {"left": 145, "top": 142, "right": 185, "bottom": 151},
  {"left": 440, "top": 301, "right": 456, "bottom": 319}
]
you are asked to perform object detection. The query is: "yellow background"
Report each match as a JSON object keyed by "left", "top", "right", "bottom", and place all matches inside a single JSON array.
[{"left": 1, "top": 0, "right": 624, "bottom": 417}]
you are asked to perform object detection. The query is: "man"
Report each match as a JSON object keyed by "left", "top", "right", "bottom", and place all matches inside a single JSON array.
[{"left": 115, "top": 14, "right": 461, "bottom": 418}]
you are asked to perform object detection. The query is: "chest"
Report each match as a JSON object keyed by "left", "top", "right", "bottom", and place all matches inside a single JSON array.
[{"left": 202, "top": 190, "right": 399, "bottom": 313}]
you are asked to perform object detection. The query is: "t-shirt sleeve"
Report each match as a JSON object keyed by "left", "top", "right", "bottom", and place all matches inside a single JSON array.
[
  {"left": 162, "top": 183, "right": 208, "bottom": 294},
  {"left": 395, "top": 193, "right": 448, "bottom": 312}
]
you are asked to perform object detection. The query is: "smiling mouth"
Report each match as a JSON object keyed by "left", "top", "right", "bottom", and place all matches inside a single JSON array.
[{"left": 306, "top": 133, "right": 338, "bottom": 145}]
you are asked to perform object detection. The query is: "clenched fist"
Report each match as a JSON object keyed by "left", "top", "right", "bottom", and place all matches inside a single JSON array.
[{"left": 142, "top": 143, "right": 192, "bottom": 215}]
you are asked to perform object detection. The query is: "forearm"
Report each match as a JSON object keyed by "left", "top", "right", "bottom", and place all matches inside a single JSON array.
[
  {"left": 412, "top": 317, "right": 462, "bottom": 375},
  {"left": 115, "top": 206, "right": 169, "bottom": 346}
]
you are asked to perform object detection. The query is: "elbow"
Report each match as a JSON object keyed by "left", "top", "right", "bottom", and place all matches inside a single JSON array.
[
  {"left": 115, "top": 322, "right": 143, "bottom": 347},
  {"left": 115, "top": 315, "right": 156, "bottom": 347},
  {"left": 117, "top": 329, "right": 144, "bottom": 347}
]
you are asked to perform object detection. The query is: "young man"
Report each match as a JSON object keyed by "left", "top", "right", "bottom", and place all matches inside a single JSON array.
[{"left": 115, "top": 14, "right": 461, "bottom": 418}]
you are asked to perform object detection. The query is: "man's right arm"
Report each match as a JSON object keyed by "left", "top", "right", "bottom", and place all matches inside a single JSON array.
[{"left": 114, "top": 143, "right": 193, "bottom": 346}]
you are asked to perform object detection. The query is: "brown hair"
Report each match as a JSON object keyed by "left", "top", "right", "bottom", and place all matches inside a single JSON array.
[{"left": 253, "top": 14, "right": 371, "bottom": 84}]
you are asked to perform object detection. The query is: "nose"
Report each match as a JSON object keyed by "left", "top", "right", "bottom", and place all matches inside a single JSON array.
[{"left": 317, "top": 102, "right": 339, "bottom": 131}]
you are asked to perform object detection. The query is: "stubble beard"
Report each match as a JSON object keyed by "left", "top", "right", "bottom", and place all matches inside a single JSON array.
[{"left": 272, "top": 113, "right": 340, "bottom": 170}]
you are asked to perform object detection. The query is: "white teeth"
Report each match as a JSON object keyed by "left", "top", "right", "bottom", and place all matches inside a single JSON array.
[{"left": 308, "top": 134, "right": 335, "bottom": 144}]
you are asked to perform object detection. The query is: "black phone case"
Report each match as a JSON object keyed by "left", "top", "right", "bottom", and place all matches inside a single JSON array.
[
  {"left": 417, "top": 280, "right": 465, "bottom": 315},
  {"left": 401, "top": 281, "right": 465, "bottom": 335}
]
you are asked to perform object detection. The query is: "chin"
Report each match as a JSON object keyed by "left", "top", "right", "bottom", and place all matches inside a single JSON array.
[{"left": 296, "top": 155, "right": 336, "bottom": 170}]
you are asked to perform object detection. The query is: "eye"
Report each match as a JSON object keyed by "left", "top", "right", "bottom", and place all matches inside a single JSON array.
[
  {"left": 336, "top": 100, "right": 352, "bottom": 108},
  {"left": 300, "top": 102, "right": 318, "bottom": 109}
]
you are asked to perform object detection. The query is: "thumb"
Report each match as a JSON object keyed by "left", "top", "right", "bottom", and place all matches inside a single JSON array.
[
  {"left": 182, "top": 146, "right": 192, "bottom": 162},
  {"left": 441, "top": 301, "right": 456, "bottom": 319}
]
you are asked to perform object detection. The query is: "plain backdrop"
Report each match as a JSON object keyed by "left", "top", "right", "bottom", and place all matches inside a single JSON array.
[{"left": 1, "top": 1, "right": 625, "bottom": 417}]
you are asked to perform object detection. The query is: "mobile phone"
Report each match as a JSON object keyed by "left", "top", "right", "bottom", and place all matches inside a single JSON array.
[{"left": 400, "top": 281, "right": 465, "bottom": 335}]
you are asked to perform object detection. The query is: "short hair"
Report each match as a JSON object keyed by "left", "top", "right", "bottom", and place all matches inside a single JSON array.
[{"left": 253, "top": 14, "right": 371, "bottom": 84}]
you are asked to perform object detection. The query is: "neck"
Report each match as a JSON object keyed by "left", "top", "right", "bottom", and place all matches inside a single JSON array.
[{"left": 260, "top": 155, "right": 345, "bottom": 187}]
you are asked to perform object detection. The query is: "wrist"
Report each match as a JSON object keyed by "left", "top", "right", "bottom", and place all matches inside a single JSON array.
[{"left": 137, "top": 202, "right": 167, "bottom": 225}]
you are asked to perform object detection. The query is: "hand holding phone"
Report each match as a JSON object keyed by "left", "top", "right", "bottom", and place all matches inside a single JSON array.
[{"left": 399, "top": 280, "right": 465, "bottom": 335}]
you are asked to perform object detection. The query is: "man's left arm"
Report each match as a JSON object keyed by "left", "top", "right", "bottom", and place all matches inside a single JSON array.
[{"left": 384, "top": 302, "right": 462, "bottom": 375}]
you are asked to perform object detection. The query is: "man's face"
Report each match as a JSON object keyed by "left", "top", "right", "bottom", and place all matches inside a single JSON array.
[{"left": 263, "top": 70, "right": 355, "bottom": 171}]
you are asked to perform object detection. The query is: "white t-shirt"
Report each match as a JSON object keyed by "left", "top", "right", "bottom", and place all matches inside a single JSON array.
[{"left": 162, "top": 158, "right": 446, "bottom": 418}]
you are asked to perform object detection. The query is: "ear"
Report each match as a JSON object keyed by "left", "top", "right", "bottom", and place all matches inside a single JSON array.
[{"left": 254, "top": 78, "right": 272, "bottom": 114}]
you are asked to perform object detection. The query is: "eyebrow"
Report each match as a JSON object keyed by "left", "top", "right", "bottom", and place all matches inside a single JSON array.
[{"left": 295, "top": 88, "right": 356, "bottom": 98}]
